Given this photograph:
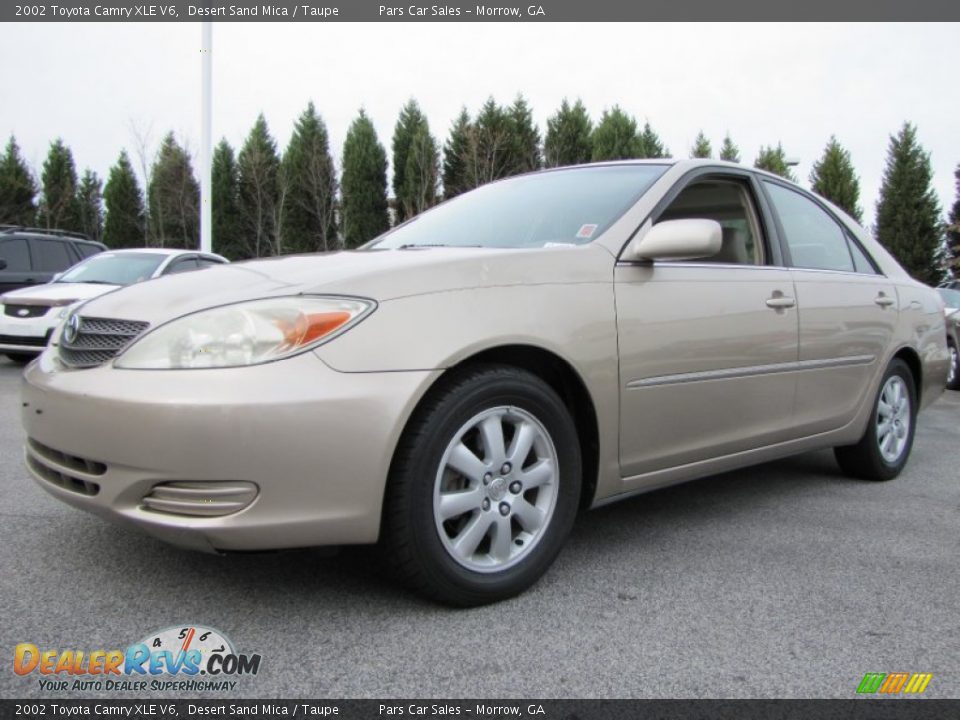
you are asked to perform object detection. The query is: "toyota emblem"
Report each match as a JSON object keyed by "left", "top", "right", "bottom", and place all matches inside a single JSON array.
[{"left": 64, "top": 314, "right": 81, "bottom": 344}]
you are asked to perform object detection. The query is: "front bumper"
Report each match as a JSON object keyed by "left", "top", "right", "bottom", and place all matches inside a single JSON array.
[
  {"left": 0, "top": 312, "right": 56, "bottom": 353},
  {"left": 21, "top": 348, "right": 439, "bottom": 552}
]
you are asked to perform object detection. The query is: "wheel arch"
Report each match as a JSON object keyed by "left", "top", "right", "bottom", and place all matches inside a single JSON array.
[
  {"left": 891, "top": 345, "right": 923, "bottom": 406},
  {"left": 387, "top": 343, "right": 601, "bottom": 515}
]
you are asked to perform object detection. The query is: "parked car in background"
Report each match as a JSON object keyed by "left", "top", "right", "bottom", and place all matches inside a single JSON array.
[
  {"left": 0, "top": 227, "right": 105, "bottom": 296},
  {"left": 938, "top": 286, "right": 960, "bottom": 390},
  {"left": 1, "top": 248, "right": 228, "bottom": 363},
  {"left": 20, "top": 160, "right": 949, "bottom": 605}
]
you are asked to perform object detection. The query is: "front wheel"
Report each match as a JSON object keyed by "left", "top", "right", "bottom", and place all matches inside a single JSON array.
[
  {"left": 947, "top": 342, "right": 959, "bottom": 391},
  {"left": 834, "top": 358, "right": 917, "bottom": 481},
  {"left": 382, "top": 364, "right": 581, "bottom": 606}
]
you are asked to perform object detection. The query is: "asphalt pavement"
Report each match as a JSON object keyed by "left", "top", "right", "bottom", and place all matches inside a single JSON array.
[{"left": 0, "top": 355, "right": 957, "bottom": 699}]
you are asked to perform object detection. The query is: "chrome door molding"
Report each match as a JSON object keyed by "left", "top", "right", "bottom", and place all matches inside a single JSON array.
[{"left": 626, "top": 355, "right": 876, "bottom": 389}]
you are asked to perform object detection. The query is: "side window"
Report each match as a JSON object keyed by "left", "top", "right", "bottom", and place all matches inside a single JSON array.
[
  {"left": 0, "top": 238, "right": 31, "bottom": 271},
  {"left": 197, "top": 256, "right": 225, "bottom": 268},
  {"left": 32, "top": 239, "right": 74, "bottom": 272},
  {"left": 164, "top": 257, "right": 199, "bottom": 275},
  {"left": 847, "top": 237, "right": 879, "bottom": 275},
  {"left": 655, "top": 179, "right": 764, "bottom": 265},
  {"left": 764, "top": 182, "right": 854, "bottom": 273},
  {"left": 76, "top": 243, "right": 102, "bottom": 259}
]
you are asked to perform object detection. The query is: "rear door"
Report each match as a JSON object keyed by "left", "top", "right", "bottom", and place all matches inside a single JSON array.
[
  {"left": 29, "top": 238, "right": 76, "bottom": 283},
  {"left": 761, "top": 180, "right": 897, "bottom": 435}
]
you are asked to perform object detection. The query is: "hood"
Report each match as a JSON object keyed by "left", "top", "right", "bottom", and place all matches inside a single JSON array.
[
  {"left": 75, "top": 245, "right": 614, "bottom": 325},
  {"left": 1, "top": 282, "right": 118, "bottom": 305}
]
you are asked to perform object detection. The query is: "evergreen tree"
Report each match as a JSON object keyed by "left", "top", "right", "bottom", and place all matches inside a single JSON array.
[
  {"left": 508, "top": 95, "right": 542, "bottom": 174},
  {"left": 0, "top": 136, "right": 37, "bottom": 225},
  {"left": 637, "top": 121, "right": 669, "bottom": 158},
  {"left": 544, "top": 99, "right": 593, "bottom": 168},
  {"left": 719, "top": 134, "right": 740, "bottom": 163},
  {"left": 341, "top": 110, "right": 389, "bottom": 248},
  {"left": 402, "top": 124, "right": 439, "bottom": 219},
  {"left": 875, "top": 123, "right": 944, "bottom": 285},
  {"left": 690, "top": 131, "right": 712, "bottom": 159},
  {"left": 38, "top": 138, "right": 81, "bottom": 231},
  {"left": 212, "top": 139, "right": 243, "bottom": 260},
  {"left": 282, "top": 102, "right": 338, "bottom": 253},
  {"left": 148, "top": 132, "right": 199, "bottom": 249},
  {"left": 102, "top": 150, "right": 145, "bottom": 249},
  {"left": 466, "top": 97, "right": 515, "bottom": 187},
  {"left": 76, "top": 170, "right": 103, "bottom": 241},
  {"left": 392, "top": 100, "right": 439, "bottom": 221},
  {"left": 809, "top": 136, "right": 863, "bottom": 223},
  {"left": 442, "top": 108, "right": 472, "bottom": 200},
  {"left": 392, "top": 99, "right": 429, "bottom": 224},
  {"left": 947, "top": 164, "right": 960, "bottom": 277},
  {"left": 754, "top": 143, "right": 796, "bottom": 181},
  {"left": 237, "top": 114, "right": 282, "bottom": 258},
  {"left": 591, "top": 107, "right": 639, "bottom": 161}
]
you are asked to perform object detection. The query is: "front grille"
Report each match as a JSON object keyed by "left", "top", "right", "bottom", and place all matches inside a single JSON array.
[
  {"left": 0, "top": 333, "right": 49, "bottom": 347},
  {"left": 4, "top": 303, "right": 50, "bottom": 318},
  {"left": 59, "top": 316, "right": 149, "bottom": 368},
  {"left": 26, "top": 454, "right": 101, "bottom": 497},
  {"left": 141, "top": 481, "right": 259, "bottom": 517}
]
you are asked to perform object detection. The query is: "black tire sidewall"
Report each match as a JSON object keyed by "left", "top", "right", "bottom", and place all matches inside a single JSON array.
[
  {"left": 865, "top": 360, "right": 918, "bottom": 478},
  {"left": 398, "top": 368, "right": 581, "bottom": 603}
]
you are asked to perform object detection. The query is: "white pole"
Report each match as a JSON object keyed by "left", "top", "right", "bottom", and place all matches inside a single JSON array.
[{"left": 200, "top": 21, "right": 213, "bottom": 253}]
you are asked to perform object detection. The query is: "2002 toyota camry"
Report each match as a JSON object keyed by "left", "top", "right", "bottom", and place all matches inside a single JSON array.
[{"left": 20, "top": 160, "right": 949, "bottom": 605}]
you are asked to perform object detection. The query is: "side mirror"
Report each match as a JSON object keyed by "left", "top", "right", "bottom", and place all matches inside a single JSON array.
[
  {"left": 624, "top": 219, "right": 722, "bottom": 262},
  {"left": 0, "top": 258, "right": 7, "bottom": 270}
]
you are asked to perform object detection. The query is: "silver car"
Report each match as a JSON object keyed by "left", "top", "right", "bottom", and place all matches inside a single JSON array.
[{"left": 20, "top": 160, "right": 949, "bottom": 605}]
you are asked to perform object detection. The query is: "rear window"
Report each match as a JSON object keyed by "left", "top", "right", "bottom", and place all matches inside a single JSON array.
[{"left": 371, "top": 165, "right": 667, "bottom": 250}]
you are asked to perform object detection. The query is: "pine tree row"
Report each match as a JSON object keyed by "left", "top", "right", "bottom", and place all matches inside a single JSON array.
[{"left": 0, "top": 99, "right": 954, "bottom": 283}]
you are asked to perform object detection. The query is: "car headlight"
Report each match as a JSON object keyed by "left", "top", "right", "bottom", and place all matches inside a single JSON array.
[{"left": 115, "top": 296, "right": 375, "bottom": 370}]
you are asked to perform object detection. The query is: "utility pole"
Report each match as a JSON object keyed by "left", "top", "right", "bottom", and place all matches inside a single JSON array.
[{"left": 200, "top": 22, "right": 213, "bottom": 253}]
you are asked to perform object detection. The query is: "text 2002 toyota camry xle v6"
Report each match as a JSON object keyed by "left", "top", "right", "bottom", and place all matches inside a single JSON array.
[{"left": 21, "top": 160, "right": 949, "bottom": 605}]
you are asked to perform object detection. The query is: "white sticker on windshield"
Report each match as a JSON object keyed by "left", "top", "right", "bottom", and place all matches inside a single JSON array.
[{"left": 576, "top": 224, "right": 599, "bottom": 239}]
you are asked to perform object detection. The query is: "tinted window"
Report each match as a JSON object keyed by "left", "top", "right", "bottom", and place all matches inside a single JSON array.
[
  {"left": 164, "top": 257, "right": 199, "bottom": 274},
  {"left": 197, "top": 256, "right": 226, "bottom": 267},
  {"left": 764, "top": 182, "right": 854, "bottom": 272},
  {"left": 58, "top": 252, "right": 166, "bottom": 285},
  {"left": 76, "top": 243, "right": 102, "bottom": 259},
  {"left": 0, "top": 238, "right": 30, "bottom": 272},
  {"left": 32, "top": 239, "right": 74, "bottom": 272},
  {"left": 372, "top": 165, "right": 667, "bottom": 250}
]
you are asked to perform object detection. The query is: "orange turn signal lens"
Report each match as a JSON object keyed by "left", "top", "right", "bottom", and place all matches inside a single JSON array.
[{"left": 277, "top": 311, "right": 353, "bottom": 349}]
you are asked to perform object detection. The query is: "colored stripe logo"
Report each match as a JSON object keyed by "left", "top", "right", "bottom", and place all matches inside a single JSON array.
[{"left": 857, "top": 672, "right": 933, "bottom": 694}]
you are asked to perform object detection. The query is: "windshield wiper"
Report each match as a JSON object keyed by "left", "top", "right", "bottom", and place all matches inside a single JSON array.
[{"left": 395, "top": 243, "right": 482, "bottom": 250}]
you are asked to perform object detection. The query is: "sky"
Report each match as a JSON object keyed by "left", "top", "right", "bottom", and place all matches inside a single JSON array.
[{"left": 0, "top": 22, "right": 957, "bottom": 226}]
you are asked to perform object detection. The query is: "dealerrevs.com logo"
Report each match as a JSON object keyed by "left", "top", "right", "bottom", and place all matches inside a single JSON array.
[{"left": 14, "top": 625, "right": 262, "bottom": 693}]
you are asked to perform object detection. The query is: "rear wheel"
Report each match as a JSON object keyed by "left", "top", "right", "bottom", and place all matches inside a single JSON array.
[
  {"left": 4, "top": 352, "right": 35, "bottom": 365},
  {"left": 834, "top": 358, "right": 916, "bottom": 481},
  {"left": 382, "top": 364, "right": 581, "bottom": 606}
]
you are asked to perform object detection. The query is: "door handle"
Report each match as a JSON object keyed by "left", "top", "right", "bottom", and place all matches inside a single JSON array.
[
  {"left": 765, "top": 295, "right": 796, "bottom": 310},
  {"left": 874, "top": 293, "right": 895, "bottom": 308}
]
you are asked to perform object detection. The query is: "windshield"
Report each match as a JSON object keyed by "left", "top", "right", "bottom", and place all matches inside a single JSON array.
[
  {"left": 371, "top": 164, "right": 667, "bottom": 250},
  {"left": 939, "top": 288, "right": 960, "bottom": 309},
  {"left": 58, "top": 252, "right": 166, "bottom": 285}
]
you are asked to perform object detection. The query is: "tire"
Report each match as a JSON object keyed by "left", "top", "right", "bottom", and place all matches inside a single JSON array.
[
  {"left": 382, "top": 364, "right": 581, "bottom": 606},
  {"left": 834, "top": 358, "right": 917, "bottom": 481},
  {"left": 4, "top": 352, "right": 36, "bottom": 365},
  {"left": 947, "top": 342, "right": 960, "bottom": 391}
]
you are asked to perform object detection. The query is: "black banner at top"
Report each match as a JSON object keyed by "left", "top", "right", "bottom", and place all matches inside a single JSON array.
[{"left": 4, "top": 0, "right": 960, "bottom": 22}]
